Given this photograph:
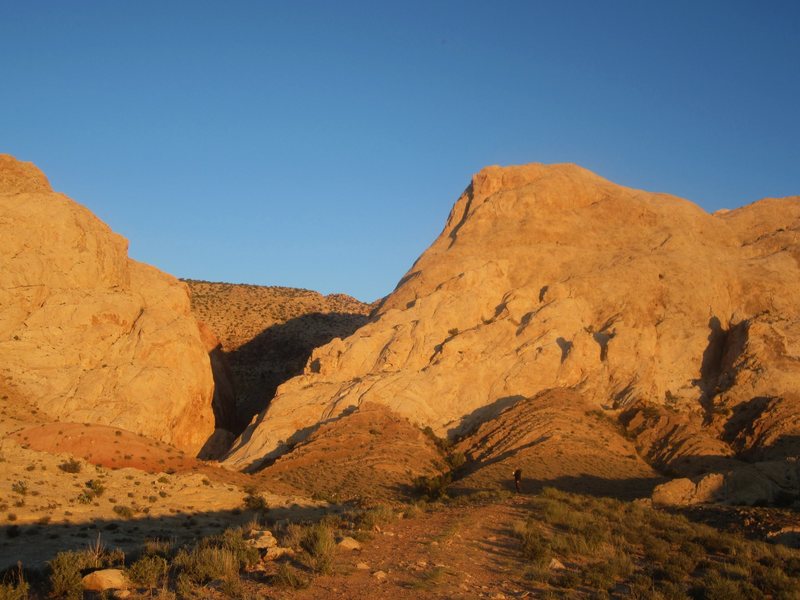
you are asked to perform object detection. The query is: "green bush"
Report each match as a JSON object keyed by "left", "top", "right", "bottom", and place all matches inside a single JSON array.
[
  {"left": 300, "top": 523, "right": 336, "bottom": 574},
  {"left": 173, "top": 547, "right": 239, "bottom": 584},
  {"left": 48, "top": 551, "right": 83, "bottom": 600},
  {"left": 413, "top": 473, "right": 451, "bottom": 500},
  {"left": 128, "top": 555, "right": 168, "bottom": 589},
  {"left": 359, "top": 504, "right": 396, "bottom": 529}
]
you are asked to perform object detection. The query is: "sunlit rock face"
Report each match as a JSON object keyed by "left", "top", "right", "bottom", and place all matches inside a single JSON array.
[
  {"left": 0, "top": 154, "right": 216, "bottom": 453},
  {"left": 225, "top": 162, "right": 800, "bottom": 473}
]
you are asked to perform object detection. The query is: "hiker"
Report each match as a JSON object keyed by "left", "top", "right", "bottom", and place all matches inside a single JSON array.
[{"left": 513, "top": 468, "right": 522, "bottom": 493}]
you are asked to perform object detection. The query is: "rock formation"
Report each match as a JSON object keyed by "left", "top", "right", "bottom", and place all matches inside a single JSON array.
[
  {"left": 0, "top": 155, "right": 217, "bottom": 453},
  {"left": 226, "top": 163, "right": 800, "bottom": 487},
  {"left": 185, "top": 280, "right": 371, "bottom": 431}
]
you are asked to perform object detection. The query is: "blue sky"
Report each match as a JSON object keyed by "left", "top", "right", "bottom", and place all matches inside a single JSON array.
[{"left": 2, "top": 1, "right": 798, "bottom": 301}]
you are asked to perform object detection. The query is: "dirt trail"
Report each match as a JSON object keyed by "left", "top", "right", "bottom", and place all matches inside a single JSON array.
[{"left": 296, "top": 497, "right": 535, "bottom": 599}]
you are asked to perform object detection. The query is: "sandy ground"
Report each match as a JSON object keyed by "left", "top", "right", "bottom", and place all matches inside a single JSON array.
[{"left": 0, "top": 408, "right": 329, "bottom": 570}]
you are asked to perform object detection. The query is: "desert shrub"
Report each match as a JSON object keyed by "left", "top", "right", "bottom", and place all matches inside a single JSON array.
[
  {"left": 694, "top": 569, "right": 748, "bottom": 599},
  {"left": 243, "top": 491, "right": 268, "bottom": 512},
  {"left": 172, "top": 527, "right": 258, "bottom": 586},
  {"left": 280, "top": 523, "right": 305, "bottom": 549},
  {"left": 446, "top": 451, "right": 466, "bottom": 470},
  {"left": 300, "top": 523, "right": 336, "bottom": 574},
  {"left": 128, "top": 555, "right": 168, "bottom": 590},
  {"left": 48, "top": 551, "right": 83, "bottom": 600},
  {"left": 273, "top": 562, "right": 309, "bottom": 589},
  {"left": 513, "top": 521, "right": 551, "bottom": 566},
  {"left": 144, "top": 538, "right": 173, "bottom": 558},
  {"left": 10, "top": 482, "right": 26, "bottom": 496},
  {"left": 58, "top": 458, "right": 82, "bottom": 474},
  {"left": 86, "top": 479, "right": 105, "bottom": 497},
  {"left": 358, "top": 504, "right": 396, "bottom": 529},
  {"left": 113, "top": 505, "right": 134, "bottom": 519},
  {"left": 751, "top": 563, "right": 796, "bottom": 596},
  {"left": 173, "top": 547, "right": 239, "bottom": 584},
  {"left": 0, "top": 564, "right": 29, "bottom": 600},
  {"left": 421, "top": 426, "right": 452, "bottom": 453},
  {"left": 201, "top": 528, "right": 259, "bottom": 568},
  {"left": 413, "top": 473, "right": 451, "bottom": 500},
  {"left": 174, "top": 573, "right": 196, "bottom": 598}
]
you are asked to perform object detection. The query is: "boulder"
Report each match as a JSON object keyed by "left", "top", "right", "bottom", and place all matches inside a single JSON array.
[
  {"left": 82, "top": 569, "right": 131, "bottom": 592},
  {"left": 337, "top": 536, "right": 362, "bottom": 551},
  {"left": 246, "top": 529, "right": 277, "bottom": 549}
]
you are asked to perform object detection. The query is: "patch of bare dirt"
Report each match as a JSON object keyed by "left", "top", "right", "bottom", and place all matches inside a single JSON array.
[{"left": 293, "top": 497, "right": 535, "bottom": 600}]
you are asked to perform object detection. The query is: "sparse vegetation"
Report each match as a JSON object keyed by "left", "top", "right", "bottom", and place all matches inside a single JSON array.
[
  {"left": 48, "top": 552, "right": 83, "bottom": 600},
  {"left": 413, "top": 472, "right": 452, "bottom": 500},
  {"left": 299, "top": 522, "right": 336, "bottom": 574},
  {"left": 0, "top": 564, "right": 29, "bottom": 600},
  {"left": 112, "top": 504, "right": 134, "bottom": 519},
  {"left": 58, "top": 458, "right": 81, "bottom": 473},
  {"left": 127, "top": 554, "right": 168, "bottom": 590},
  {"left": 243, "top": 486, "right": 269, "bottom": 511},
  {"left": 85, "top": 479, "right": 105, "bottom": 497},
  {"left": 273, "top": 562, "right": 309, "bottom": 589},
  {"left": 511, "top": 487, "right": 800, "bottom": 597},
  {"left": 357, "top": 503, "right": 396, "bottom": 530}
]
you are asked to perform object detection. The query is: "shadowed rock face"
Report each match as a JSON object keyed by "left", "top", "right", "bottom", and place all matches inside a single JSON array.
[
  {"left": 0, "top": 155, "right": 217, "bottom": 453},
  {"left": 184, "top": 281, "right": 372, "bottom": 432},
  {"left": 226, "top": 163, "right": 800, "bottom": 476}
]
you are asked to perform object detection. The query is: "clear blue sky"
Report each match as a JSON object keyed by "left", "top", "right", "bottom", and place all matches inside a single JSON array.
[{"left": 2, "top": 1, "right": 798, "bottom": 301}]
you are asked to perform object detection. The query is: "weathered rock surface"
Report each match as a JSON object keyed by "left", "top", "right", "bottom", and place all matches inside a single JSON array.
[
  {"left": 226, "top": 163, "right": 800, "bottom": 479},
  {"left": 0, "top": 155, "right": 216, "bottom": 453},
  {"left": 81, "top": 569, "right": 131, "bottom": 591}
]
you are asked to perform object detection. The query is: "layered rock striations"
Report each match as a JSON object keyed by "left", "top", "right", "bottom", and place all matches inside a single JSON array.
[
  {"left": 226, "top": 163, "right": 800, "bottom": 478},
  {"left": 0, "top": 155, "right": 217, "bottom": 453}
]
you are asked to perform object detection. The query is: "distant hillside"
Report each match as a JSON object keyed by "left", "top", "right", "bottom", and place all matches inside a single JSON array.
[{"left": 183, "top": 279, "right": 372, "bottom": 431}]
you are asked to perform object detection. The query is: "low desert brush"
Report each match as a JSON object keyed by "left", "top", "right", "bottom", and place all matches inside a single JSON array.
[
  {"left": 128, "top": 555, "right": 168, "bottom": 590},
  {"left": 300, "top": 523, "right": 336, "bottom": 574}
]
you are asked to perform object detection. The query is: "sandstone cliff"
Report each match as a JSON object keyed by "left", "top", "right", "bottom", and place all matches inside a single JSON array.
[
  {"left": 226, "top": 163, "right": 800, "bottom": 478},
  {"left": 0, "top": 155, "right": 217, "bottom": 453}
]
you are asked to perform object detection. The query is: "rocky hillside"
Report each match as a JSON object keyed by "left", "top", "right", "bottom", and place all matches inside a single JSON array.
[
  {"left": 225, "top": 163, "right": 800, "bottom": 504},
  {"left": 184, "top": 280, "right": 371, "bottom": 431},
  {"left": 0, "top": 155, "right": 219, "bottom": 454}
]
